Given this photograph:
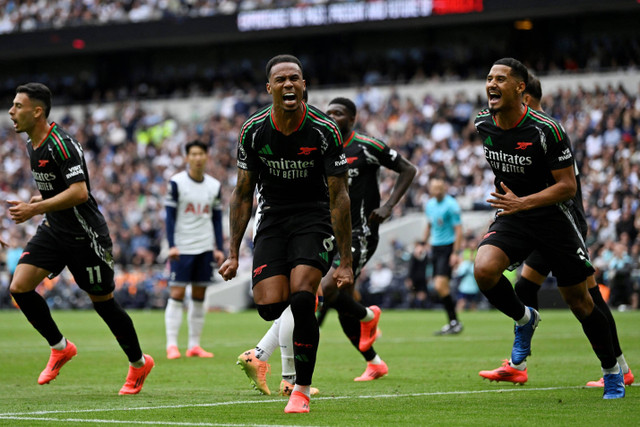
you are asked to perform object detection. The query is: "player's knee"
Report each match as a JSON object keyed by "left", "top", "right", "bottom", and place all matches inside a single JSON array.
[
  {"left": 473, "top": 264, "right": 499, "bottom": 289},
  {"left": 256, "top": 301, "right": 289, "bottom": 321}
]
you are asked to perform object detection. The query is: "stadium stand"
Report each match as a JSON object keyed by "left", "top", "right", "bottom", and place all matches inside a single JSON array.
[{"left": 1, "top": 1, "right": 639, "bottom": 310}]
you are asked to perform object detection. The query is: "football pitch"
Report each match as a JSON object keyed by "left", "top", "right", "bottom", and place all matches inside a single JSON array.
[{"left": 1, "top": 308, "right": 638, "bottom": 426}]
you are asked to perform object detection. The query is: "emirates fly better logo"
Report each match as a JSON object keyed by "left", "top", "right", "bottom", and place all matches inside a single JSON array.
[{"left": 484, "top": 146, "right": 532, "bottom": 174}]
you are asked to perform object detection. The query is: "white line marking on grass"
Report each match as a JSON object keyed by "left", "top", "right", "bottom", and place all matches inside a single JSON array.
[
  {"left": 0, "top": 417, "right": 301, "bottom": 427},
  {"left": 0, "top": 384, "right": 596, "bottom": 422},
  {"left": 3, "top": 384, "right": 634, "bottom": 425}
]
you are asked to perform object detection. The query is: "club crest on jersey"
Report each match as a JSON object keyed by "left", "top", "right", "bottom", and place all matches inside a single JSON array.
[
  {"left": 38, "top": 160, "right": 49, "bottom": 167},
  {"left": 515, "top": 142, "right": 533, "bottom": 150},
  {"left": 346, "top": 157, "right": 358, "bottom": 164},
  {"left": 298, "top": 147, "right": 317, "bottom": 155},
  {"left": 253, "top": 264, "right": 267, "bottom": 277},
  {"left": 483, "top": 231, "right": 497, "bottom": 240}
]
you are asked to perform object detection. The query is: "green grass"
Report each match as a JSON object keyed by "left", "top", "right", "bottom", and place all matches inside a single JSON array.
[{"left": 1, "top": 308, "right": 638, "bottom": 426}]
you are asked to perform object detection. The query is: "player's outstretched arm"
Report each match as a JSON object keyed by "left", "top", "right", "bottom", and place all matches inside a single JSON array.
[
  {"left": 328, "top": 173, "right": 353, "bottom": 288},
  {"left": 219, "top": 169, "right": 256, "bottom": 281},
  {"left": 369, "top": 156, "right": 417, "bottom": 224}
]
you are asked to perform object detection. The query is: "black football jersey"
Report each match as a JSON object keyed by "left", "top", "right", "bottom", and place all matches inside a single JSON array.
[
  {"left": 26, "top": 123, "right": 109, "bottom": 241},
  {"left": 343, "top": 130, "right": 401, "bottom": 234},
  {"left": 474, "top": 106, "right": 575, "bottom": 217},
  {"left": 237, "top": 103, "right": 347, "bottom": 212}
]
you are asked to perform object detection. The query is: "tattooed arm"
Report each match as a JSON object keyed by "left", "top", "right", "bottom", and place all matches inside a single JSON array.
[
  {"left": 218, "top": 169, "right": 257, "bottom": 281},
  {"left": 328, "top": 172, "right": 354, "bottom": 288}
]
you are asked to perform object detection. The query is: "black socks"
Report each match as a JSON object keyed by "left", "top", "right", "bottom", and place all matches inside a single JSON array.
[
  {"left": 93, "top": 298, "right": 143, "bottom": 363},
  {"left": 11, "top": 290, "right": 63, "bottom": 346},
  {"left": 480, "top": 275, "right": 526, "bottom": 321},
  {"left": 290, "top": 291, "right": 319, "bottom": 386}
]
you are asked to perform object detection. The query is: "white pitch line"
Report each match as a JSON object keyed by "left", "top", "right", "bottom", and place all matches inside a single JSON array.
[
  {"left": 0, "top": 416, "right": 305, "bottom": 427},
  {"left": 0, "top": 385, "right": 594, "bottom": 419}
]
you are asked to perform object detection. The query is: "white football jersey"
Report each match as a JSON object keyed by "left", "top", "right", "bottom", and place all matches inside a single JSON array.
[{"left": 165, "top": 170, "right": 222, "bottom": 254}]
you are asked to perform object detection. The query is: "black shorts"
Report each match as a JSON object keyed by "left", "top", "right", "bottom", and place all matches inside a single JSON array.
[
  {"left": 432, "top": 244, "right": 454, "bottom": 278},
  {"left": 19, "top": 224, "right": 115, "bottom": 296},
  {"left": 524, "top": 205, "right": 589, "bottom": 278},
  {"left": 479, "top": 208, "right": 594, "bottom": 287},
  {"left": 332, "top": 231, "right": 379, "bottom": 280},
  {"left": 252, "top": 209, "right": 336, "bottom": 287}
]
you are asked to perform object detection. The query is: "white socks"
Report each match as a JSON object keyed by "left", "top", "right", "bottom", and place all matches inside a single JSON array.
[
  {"left": 509, "top": 360, "right": 527, "bottom": 371},
  {"left": 602, "top": 363, "right": 621, "bottom": 375},
  {"left": 362, "top": 307, "right": 375, "bottom": 322},
  {"left": 166, "top": 298, "right": 208, "bottom": 349},
  {"left": 293, "top": 384, "right": 311, "bottom": 397},
  {"left": 617, "top": 354, "right": 629, "bottom": 374},
  {"left": 279, "top": 306, "right": 296, "bottom": 378},
  {"left": 369, "top": 355, "right": 382, "bottom": 365},
  {"left": 515, "top": 308, "right": 531, "bottom": 326},
  {"left": 165, "top": 298, "right": 184, "bottom": 348},
  {"left": 255, "top": 317, "right": 280, "bottom": 361},
  {"left": 51, "top": 337, "right": 67, "bottom": 350},
  {"left": 188, "top": 299, "right": 206, "bottom": 349},
  {"left": 130, "top": 355, "right": 145, "bottom": 368}
]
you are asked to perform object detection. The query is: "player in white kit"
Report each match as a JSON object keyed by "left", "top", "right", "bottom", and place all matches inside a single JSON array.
[{"left": 164, "top": 140, "right": 225, "bottom": 359}]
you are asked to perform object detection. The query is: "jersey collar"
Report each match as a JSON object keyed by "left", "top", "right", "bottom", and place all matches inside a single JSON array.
[
  {"left": 34, "top": 122, "right": 56, "bottom": 149},
  {"left": 269, "top": 101, "right": 307, "bottom": 133},
  {"left": 342, "top": 130, "right": 356, "bottom": 147},
  {"left": 492, "top": 105, "right": 529, "bottom": 129}
]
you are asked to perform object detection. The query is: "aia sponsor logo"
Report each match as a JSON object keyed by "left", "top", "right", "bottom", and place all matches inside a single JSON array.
[
  {"left": 38, "top": 160, "right": 49, "bottom": 167},
  {"left": 253, "top": 264, "right": 267, "bottom": 277},
  {"left": 515, "top": 142, "right": 533, "bottom": 150},
  {"left": 184, "top": 203, "right": 210, "bottom": 214},
  {"left": 483, "top": 231, "right": 496, "bottom": 240},
  {"left": 346, "top": 157, "right": 358, "bottom": 164},
  {"left": 298, "top": 147, "right": 317, "bottom": 155}
]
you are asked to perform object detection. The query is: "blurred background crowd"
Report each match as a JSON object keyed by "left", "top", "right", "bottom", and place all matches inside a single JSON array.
[{"left": 1, "top": 0, "right": 639, "bottom": 311}]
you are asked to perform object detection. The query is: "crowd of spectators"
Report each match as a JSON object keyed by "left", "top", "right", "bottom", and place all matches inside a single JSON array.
[
  {"left": 1, "top": 0, "right": 379, "bottom": 34},
  {"left": 1, "top": 2, "right": 638, "bottom": 107},
  {"left": 3, "top": 30, "right": 639, "bottom": 107},
  {"left": 1, "top": 75, "right": 640, "bottom": 310},
  {"left": 1, "top": 0, "right": 438, "bottom": 34},
  {"left": 0, "top": 0, "right": 241, "bottom": 35}
]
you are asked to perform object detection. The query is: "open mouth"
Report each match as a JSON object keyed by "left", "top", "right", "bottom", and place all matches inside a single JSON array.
[
  {"left": 488, "top": 91, "right": 501, "bottom": 105},
  {"left": 283, "top": 93, "right": 296, "bottom": 103}
]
